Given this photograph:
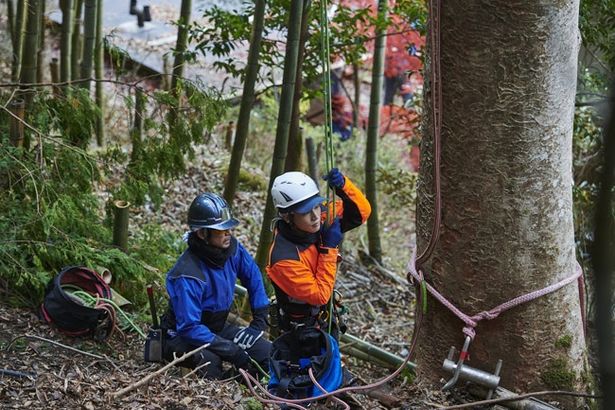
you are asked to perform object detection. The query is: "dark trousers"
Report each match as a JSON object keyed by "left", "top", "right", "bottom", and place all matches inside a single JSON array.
[{"left": 163, "top": 323, "right": 271, "bottom": 379}]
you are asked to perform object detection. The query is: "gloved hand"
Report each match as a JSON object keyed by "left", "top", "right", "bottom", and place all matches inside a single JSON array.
[
  {"left": 208, "top": 335, "right": 251, "bottom": 369},
  {"left": 249, "top": 306, "right": 269, "bottom": 332},
  {"left": 323, "top": 168, "right": 345, "bottom": 189},
  {"left": 321, "top": 218, "right": 343, "bottom": 248},
  {"left": 233, "top": 326, "right": 264, "bottom": 350}
]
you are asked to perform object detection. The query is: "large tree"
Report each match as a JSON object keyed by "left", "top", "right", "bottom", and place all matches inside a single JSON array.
[{"left": 414, "top": 0, "right": 590, "bottom": 403}]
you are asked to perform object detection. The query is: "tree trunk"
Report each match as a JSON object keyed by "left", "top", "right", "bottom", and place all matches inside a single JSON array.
[
  {"left": 11, "top": 0, "right": 27, "bottom": 82},
  {"left": 79, "top": 0, "right": 96, "bottom": 90},
  {"left": 94, "top": 0, "right": 104, "bottom": 146},
  {"left": 19, "top": 0, "right": 39, "bottom": 92},
  {"left": 365, "top": 0, "right": 386, "bottom": 262},
  {"left": 415, "top": 0, "right": 588, "bottom": 403},
  {"left": 168, "top": 0, "right": 192, "bottom": 128},
  {"left": 255, "top": 0, "right": 304, "bottom": 275},
  {"left": 352, "top": 62, "right": 360, "bottom": 129},
  {"left": 7, "top": 0, "right": 15, "bottom": 53},
  {"left": 591, "top": 80, "right": 615, "bottom": 410},
  {"left": 60, "top": 0, "right": 73, "bottom": 85},
  {"left": 36, "top": 0, "right": 45, "bottom": 83},
  {"left": 71, "top": 0, "right": 82, "bottom": 82},
  {"left": 285, "top": 0, "right": 311, "bottom": 173},
  {"left": 223, "top": 0, "right": 266, "bottom": 205}
]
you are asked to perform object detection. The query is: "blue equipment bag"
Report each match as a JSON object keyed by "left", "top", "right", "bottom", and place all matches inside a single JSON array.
[{"left": 268, "top": 327, "right": 342, "bottom": 400}]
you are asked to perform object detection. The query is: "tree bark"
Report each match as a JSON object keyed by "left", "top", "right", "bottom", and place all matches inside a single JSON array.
[
  {"left": 11, "top": 0, "right": 27, "bottom": 82},
  {"left": 285, "top": 0, "right": 311, "bottom": 173},
  {"left": 169, "top": 0, "right": 192, "bottom": 127},
  {"left": 36, "top": 0, "right": 44, "bottom": 83},
  {"left": 19, "top": 0, "right": 39, "bottom": 96},
  {"left": 94, "top": 0, "right": 104, "bottom": 146},
  {"left": 223, "top": 0, "right": 266, "bottom": 205},
  {"left": 71, "top": 0, "right": 83, "bottom": 82},
  {"left": 79, "top": 0, "right": 96, "bottom": 90},
  {"left": 365, "top": 0, "right": 387, "bottom": 262},
  {"left": 255, "top": 0, "right": 304, "bottom": 275},
  {"left": 60, "top": 0, "right": 73, "bottom": 86},
  {"left": 415, "top": 0, "right": 588, "bottom": 403}
]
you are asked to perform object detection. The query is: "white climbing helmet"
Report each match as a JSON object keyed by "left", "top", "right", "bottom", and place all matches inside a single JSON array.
[{"left": 271, "top": 172, "right": 324, "bottom": 212}]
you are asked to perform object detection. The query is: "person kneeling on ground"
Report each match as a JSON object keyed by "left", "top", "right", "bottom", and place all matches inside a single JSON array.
[
  {"left": 161, "top": 193, "right": 271, "bottom": 379},
  {"left": 266, "top": 169, "right": 371, "bottom": 399}
]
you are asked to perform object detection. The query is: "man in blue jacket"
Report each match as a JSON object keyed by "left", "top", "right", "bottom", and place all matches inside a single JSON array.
[{"left": 161, "top": 193, "right": 271, "bottom": 379}]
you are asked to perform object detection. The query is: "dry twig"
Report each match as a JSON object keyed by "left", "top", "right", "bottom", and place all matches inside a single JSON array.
[{"left": 111, "top": 343, "right": 210, "bottom": 400}]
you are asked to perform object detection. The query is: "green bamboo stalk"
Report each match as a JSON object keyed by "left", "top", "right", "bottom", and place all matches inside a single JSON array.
[
  {"left": 171, "top": 0, "right": 192, "bottom": 90},
  {"left": 255, "top": 0, "right": 304, "bottom": 277},
  {"left": 71, "top": 0, "right": 83, "bottom": 81},
  {"left": 130, "top": 87, "right": 145, "bottom": 164},
  {"left": 20, "top": 0, "right": 39, "bottom": 91},
  {"left": 94, "top": 0, "right": 104, "bottom": 146},
  {"left": 353, "top": 62, "right": 360, "bottom": 128},
  {"left": 79, "top": 0, "right": 96, "bottom": 90},
  {"left": 112, "top": 200, "right": 131, "bottom": 252},
  {"left": 60, "top": 0, "right": 74, "bottom": 86},
  {"left": 365, "top": 0, "right": 387, "bottom": 262},
  {"left": 36, "top": 0, "right": 45, "bottom": 83},
  {"left": 7, "top": 0, "right": 15, "bottom": 57},
  {"left": 11, "top": 0, "right": 27, "bottom": 82},
  {"left": 305, "top": 136, "right": 319, "bottom": 185},
  {"left": 222, "top": 0, "right": 266, "bottom": 205},
  {"left": 285, "top": 0, "right": 311, "bottom": 172}
]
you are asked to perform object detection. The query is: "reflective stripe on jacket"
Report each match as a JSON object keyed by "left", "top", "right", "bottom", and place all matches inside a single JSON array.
[{"left": 266, "top": 176, "right": 371, "bottom": 313}]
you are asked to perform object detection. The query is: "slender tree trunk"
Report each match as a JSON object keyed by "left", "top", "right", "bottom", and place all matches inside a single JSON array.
[
  {"left": 18, "top": 0, "right": 39, "bottom": 150},
  {"left": 130, "top": 87, "right": 145, "bottom": 164},
  {"left": 365, "top": 0, "right": 386, "bottom": 262},
  {"left": 36, "top": 0, "right": 45, "bottom": 83},
  {"left": 223, "top": 0, "right": 266, "bottom": 205},
  {"left": 353, "top": 62, "right": 360, "bottom": 129},
  {"left": 168, "top": 0, "right": 192, "bottom": 128},
  {"left": 79, "top": 0, "right": 96, "bottom": 89},
  {"left": 71, "top": 0, "right": 82, "bottom": 81},
  {"left": 285, "top": 0, "right": 311, "bottom": 173},
  {"left": 7, "top": 0, "right": 15, "bottom": 49},
  {"left": 591, "top": 79, "right": 615, "bottom": 410},
  {"left": 415, "top": 1, "right": 588, "bottom": 404},
  {"left": 94, "top": 0, "right": 104, "bottom": 146},
  {"left": 60, "top": 0, "right": 73, "bottom": 86},
  {"left": 19, "top": 0, "right": 39, "bottom": 91},
  {"left": 255, "top": 0, "right": 304, "bottom": 274},
  {"left": 11, "top": 0, "right": 27, "bottom": 82}
]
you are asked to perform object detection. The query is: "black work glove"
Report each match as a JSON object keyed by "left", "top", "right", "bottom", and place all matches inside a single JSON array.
[
  {"left": 233, "top": 327, "right": 264, "bottom": 350},
  {"left": 321, "top": 218, "right": 343, "bottom": 248},
  {"left": 208, "top": 335, "right": 251, "bottom": 369},
  {"left": 249, "top": 306, "right": 269, "bottom": 332}
]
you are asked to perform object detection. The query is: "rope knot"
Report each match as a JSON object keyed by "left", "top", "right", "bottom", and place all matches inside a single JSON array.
[{"left": 462, "top": 326, "right": 476, "bottom": 341}]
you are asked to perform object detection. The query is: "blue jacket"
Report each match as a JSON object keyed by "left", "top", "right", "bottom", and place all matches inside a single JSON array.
[{"left": 166, "top": 240, "right": 269, "bottom": 345}]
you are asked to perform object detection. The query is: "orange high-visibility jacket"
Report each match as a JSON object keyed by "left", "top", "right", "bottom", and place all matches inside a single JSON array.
[{"left": 266, "top": 176, "right": 371, "bottom": 311}]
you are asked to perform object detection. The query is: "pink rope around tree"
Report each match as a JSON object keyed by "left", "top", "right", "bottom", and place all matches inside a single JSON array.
[{"left": 407, "top": 251, "right": 584, "bottom": 340}]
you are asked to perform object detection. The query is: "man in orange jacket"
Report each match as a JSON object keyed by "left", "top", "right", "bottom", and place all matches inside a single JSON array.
[
  {"left": 266, "top": 169, "right": 371, "bottom": 399},
  {"left": 267, "top": 169, "right": 371, "bottom": 334}
]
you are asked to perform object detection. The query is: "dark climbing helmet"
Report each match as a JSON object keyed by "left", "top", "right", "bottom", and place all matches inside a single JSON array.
[{"left": 187, "top": 193, "right": 239, "bottom": 230}]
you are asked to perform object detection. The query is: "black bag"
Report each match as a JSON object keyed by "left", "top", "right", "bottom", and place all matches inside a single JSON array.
[{"left": 40, "top": 266, "right": 113, "bottom": 340}]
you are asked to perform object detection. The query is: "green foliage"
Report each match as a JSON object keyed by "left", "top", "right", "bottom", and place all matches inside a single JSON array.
[
  {"left": 105, "top": 81, "right": 227, "bottom": 208},
  {"left": 0, "top": 76, "right": 223, "bottom": 308},
  {"left": 377, "top": 167, "right": 418, "bottom": 210},
  {"left": 189, "top": 0, "right": 425, "bottom": 101},
  {"left": 579, "top": 0, "right": 615, "bottom": 73}
]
